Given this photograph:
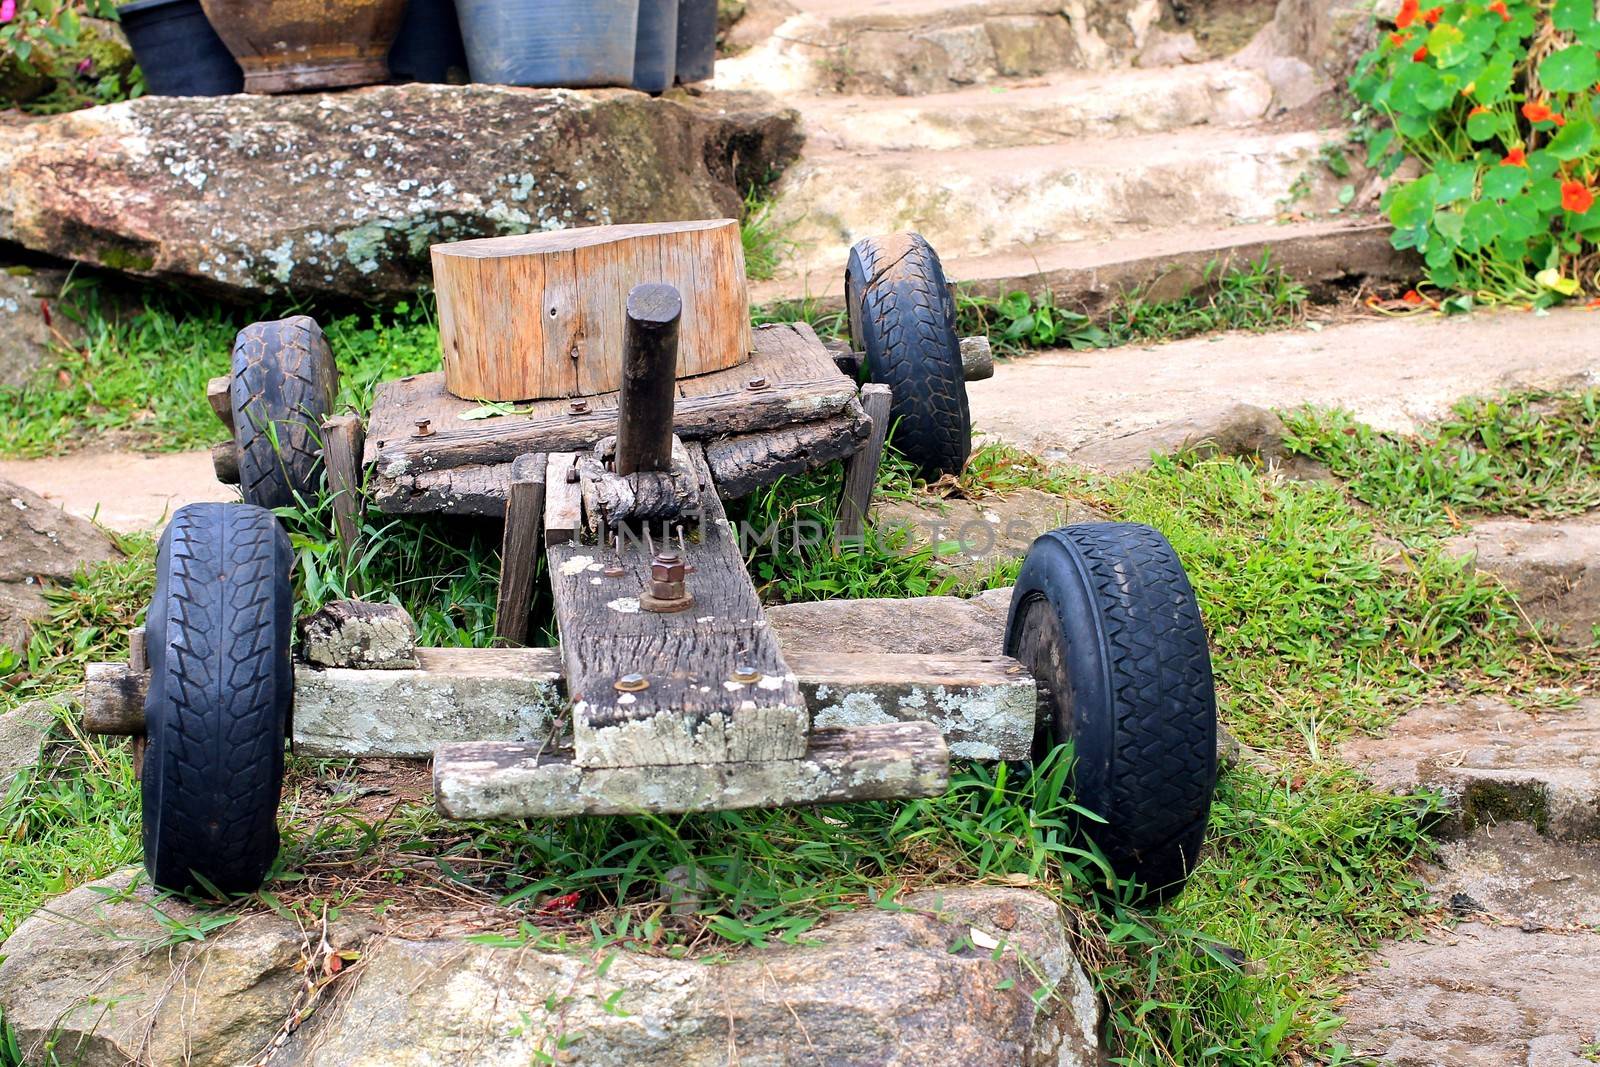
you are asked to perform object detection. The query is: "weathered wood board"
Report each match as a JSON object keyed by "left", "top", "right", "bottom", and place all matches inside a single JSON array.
[
  {"left": 550, "top": 443, "right": 808, "bottom": 768},
  {"left": 80, "top": 649, "right": 1037, "bottom": 761},
  {"left": 83, "top": 647, "right": 1032, "bottom": 767},
  {"left": 433, "top": 220, "right": 751, "bottom": 401},
  {"left": 367, "top": 324, "right": 851, "bottom": 479},
  {"left": 434, "top": 721, "right": 949, "bottom": 819}
]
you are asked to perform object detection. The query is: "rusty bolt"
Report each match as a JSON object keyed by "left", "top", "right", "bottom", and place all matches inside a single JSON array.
[
  {"left": 412, "top": 418, "right": 434, "bottom": 438},
  {"left": 568, "top": 399, "right": 590, "bottom": 415},
  {"left": 614, "top": 673, "right": 649, "bottom": 693},
  {"left": 746, "top": 376, "right": 769, "bottom": 391},
  {"left": 731, "top": 665, "right": 762, "bottom": 684},
  {"left": 603, "top": 563, "right": 626, "bottom": 578},
  {"left": 565, "top": 468, "right": 580, "bottom": 484},
  {"left": 641, "top": 550, "right": 693, "bottom": 613}
]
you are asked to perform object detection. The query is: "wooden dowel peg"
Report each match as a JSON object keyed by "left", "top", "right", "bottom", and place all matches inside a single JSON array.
[{"left": 615, "top": 283, "right": 683, "bottom": 477}]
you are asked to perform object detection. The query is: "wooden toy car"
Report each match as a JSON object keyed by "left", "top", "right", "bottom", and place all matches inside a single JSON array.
[{"left": 80, "top": 223, "right": 1217, "bottom": 902}]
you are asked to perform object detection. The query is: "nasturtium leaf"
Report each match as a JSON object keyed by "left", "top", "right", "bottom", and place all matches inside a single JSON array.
[
  {"left": 1385, "top": 174, "right": 1440, "bottom": 228},
  {"left": 1546, "top": 117, "right": 1594, "bottom": 160},
  {"left": 1524, "top": 148, "right": 1559, "bottom": 181},
  {"left": 1463, "top": 199, "right": 1506, "bottom": 249},
  {"left": 1529, "top": 174, "right": 1563, "bottom": 211},
  {"left": 1435, "top": 160, "right": 1479, "bottom": 204},
  {"left": 1394, "top": 60, "right": 1453, "bottom": 112},
  {"left": 1501, "top": 196, "right": 1541, "bottom": 240},
  {"left": 1426, "top": 23, "right": 1470, "bottom": 66},
  {"left": 1365, "top": 127, "right": 1396, "bottom": 167},
  {"left": 1554, "top": 0, "right": 1594, "bottom": 33},
  {"left": 1481, "top": 163, "right": 1528, "bottom": 199},
  {"left": 1539, "top": 45, "right": 1598, "bottom": 93},
  {"left": 1433, "top": 207, "right": 1468, "bottom": 242},
  {"left": 1396, "top": 112, "right": 1433, "bottom": 140},
  {"left": 1466, "top": 107, "right": 1501, "bottom": 141},
  {"left": 1472, "top": 53, "right": 1515, "bottom": 103},
  {"left": 1425, "top": 239, "right": 1456, "bottom": 270}
]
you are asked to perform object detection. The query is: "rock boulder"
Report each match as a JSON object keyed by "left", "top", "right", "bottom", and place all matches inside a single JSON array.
[
  {"left": 0, "top": 476, "right": 120, "bottom": 654},
  {"left": 0, "top": 85, "right": 801, "bottom": 301},
  {"left": 0, "top": 266, "right": 80, "bottom": 391},
  {"left": 0, "top": 875, "right": 1101, "bottom": 1067}
]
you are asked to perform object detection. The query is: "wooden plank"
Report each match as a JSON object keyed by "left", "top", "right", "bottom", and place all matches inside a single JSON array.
[
  {"left": 550, "top": 443, "right": 806, "bottom": 768},
  {"left": 837, "top": 384, "right": 892, "bottom": 541},
  {"left": 372, "top": 462, "right": 512, "bottom": 516},
  {"left": 369, "top": 325, "right": 853, "bottom": 480},
  {"left": 706, "top": 402, "right": 871, "bottom": 500},
  {"left": 207, "top": 375, "right": 234, "bottom": 431},
  {"left": 494, "top": 454, "right": 548, "bottom": 647},
  {"left": 431, "top": 220, "right": 750, "bottom": 401},
  {"left": 543, "top": 453, "right": 583, "bottom": 546},
  {"left": 78, "top": 649, "right": 1036, "bottom": 761},
  {"left": 434, "top": 721, "right": 949, "bottom": 820},
  {"left": 321, "top": 415, "right": 365, "bottom": 571}
]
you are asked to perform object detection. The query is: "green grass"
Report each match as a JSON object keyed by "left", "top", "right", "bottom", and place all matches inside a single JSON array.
[
  {"left": 7, "top": 384, "right": 1590, "bottom": 1062},
  {"left": 1284, "top": 388, "right": 1600, "bottom": 532},
  {"left": 739, "top": 186, "right": 794, "bottom": 283}
]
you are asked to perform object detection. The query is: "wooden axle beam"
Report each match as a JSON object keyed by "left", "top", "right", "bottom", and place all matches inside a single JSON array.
[{"left": 82, "top": 648, "right": 1036, "bottom": 761}]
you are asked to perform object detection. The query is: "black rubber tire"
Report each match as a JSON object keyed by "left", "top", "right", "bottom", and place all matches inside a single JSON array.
[
  {"left": 231, "top": 316, "right": 339, "bottom": 511},
  {"left": 142, "top": 502, "right": 294, "bottom": 895},
  {"left": 844, "top": 233, "right": 971, "bottom": 477},
  {"left": 1005, "top": 522, "right": 1217, "bottom": 900}
]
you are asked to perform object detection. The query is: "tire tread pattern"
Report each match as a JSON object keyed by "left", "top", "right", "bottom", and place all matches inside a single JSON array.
[
  {"left": 231, "top": 316, "right": 338, "bottom": 511},
  {"left": 845, "top": 233, "right": 971, "bottom": 476},
  {"left": 143, "top": 503, "right": 292, "bottom": 893}
]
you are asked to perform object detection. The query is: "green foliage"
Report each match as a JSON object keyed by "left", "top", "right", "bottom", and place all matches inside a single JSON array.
[
  {"left": 0, "top": 0, "right": 140, "bottom": 112},
  {"left": 1351, "top": 0, "right": 1600, "bottom": 300},
  {"left": 739, "top": 185, "right": 793, "bottom": 282},
  {"left": 0, "top": 287, "right": 441, "bottom": 459},
  {"left": 1284, "top": 387, "right": 1600, "bottom": 530}
]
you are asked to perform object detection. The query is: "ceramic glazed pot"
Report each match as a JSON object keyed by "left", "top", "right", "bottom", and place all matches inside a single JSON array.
[{"left": 198, "top": 0, "right": 408, "bottom": 93}]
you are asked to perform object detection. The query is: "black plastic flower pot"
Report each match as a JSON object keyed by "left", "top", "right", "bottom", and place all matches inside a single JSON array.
[
  {"left": 388, "top": 0, "right": 469, "bottom": 84},
  {"left": 632, "top": 0, "right": 678, "bottom": 94},
  {"left": 116, "top": 0, "right": 242, "bottom": 97},
  {"left": 456, "top": 0, "right": 638, "bottom": 88},
  {"left": 675, "top": 0, "right": 716, "bottom": 84}
]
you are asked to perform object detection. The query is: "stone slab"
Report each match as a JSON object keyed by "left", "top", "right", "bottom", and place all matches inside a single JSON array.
[{"left": 1448, "top": 512, "right": 1600, "bottom": 648}]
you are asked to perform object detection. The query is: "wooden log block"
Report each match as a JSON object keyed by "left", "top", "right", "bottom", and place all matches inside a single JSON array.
[
  {"left": 371, "top": 324, "right": 853, "bottom": 479},
  {"left": 578, "top": 436, "right": 702, "bottom": 531},
  {"left": 76, "top": 648, "right": 1036, "bottom": 760},
  {"left": 960, "top": 335, "right": 995, "bottom": 382},
  {"left": 434, "top": 721, "right": 949, "bottom": 820},
  {"left": 550, "top": 443, "right": 807, "bottom": 768},
  {"left": 211, "top": 441, "right": 241, "bottom": 485},
  {"left": 494, "top": 454, "right": 548, "bottom": 647},
  {"left": 544, "top": 453, "right": 583, "bottom": 546},
  {"left": 372, "top": 462, "right": 512, "bottom": 517},
  {"left": 207, "top": 375, "right": 234, "bottom": 431},
  {"left": 431, "top": 220, "right": 751, "bottom": 402},
  {"left": 837, "top": 384, "right": 893, "bottom": 541},
  {"left": 321, "top": 415, "right": 365, "bottom": 570},
  {"left": 301, "top": 600, "right": 420, "bottom": 669},
  {"left": 706, "top": 402, "right": 872, "bottom": 500},
  {"left": 615, "top": 283, "right": 682, "bottom": 476}
]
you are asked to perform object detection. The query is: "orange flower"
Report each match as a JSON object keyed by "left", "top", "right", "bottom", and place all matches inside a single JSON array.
[
  {"left": 1553, "top": 114, "right": 1568, "bottom": 127},
  {"left": 1488, "top": 0, "right": 1509, "bottom": 19},
  {"left": 1414, "top": 44, "right": 1429, "bottom": 61},
  {"left": 1402, "top": 289, "right": 1426, "bottom": 305},
  {"left": 1523, "top": 101, "right": 1555, "bottom": 122},
  {"left": 1561, "top": 180, "right": 1594, "bottom": 213},
  {"left": 1423, "top": 5, "right": 1444, "bottom": 22},
  {"left": 1389, "top": 30, "right": 1410, "bottom": 44},
  {"left": 1397, "top": 0, "right": 1421, "bottom": 27},
  {"left": 1468, "top": 104, "right": 1491, "bottom": 116},
  {"left": 1501, "top": 146, "right": 1528, "bottom": 166}
]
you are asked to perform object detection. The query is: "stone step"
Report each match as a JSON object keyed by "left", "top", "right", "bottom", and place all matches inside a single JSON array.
[
  {"left": 717, "top": 0, "right": 1260, "bottom": 95},
  {"left": 768, "top": 127, "right": 1349, "bottom": 285},
  {"left": 1340, "top": 695, "right": 1600, "bottom": 842},
  {"left": 751, "top": 216, "right": 1408, "bottom": 314},
  {"left": 1447, "top": 513, "right": 1600, "bottom": 649},
  {"left": 796, "top": 62, "right": 1275, "bottom": 152}
]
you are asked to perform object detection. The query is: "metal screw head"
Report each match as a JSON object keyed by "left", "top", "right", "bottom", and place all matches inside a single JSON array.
[
  {"left": 746, "top": 376, "right": 769, "bottom": 391},
  {"left": 568, "top": 399, "right": 590, "bottom": 415},
  {"left": 412, "top": 418, "right": 434, "bottom": 438},
  {"left": 614, "top": 673, "right": 650, "bottom": 693},
  {"left": 731, "top": 665, "right": 762, "bottom": 684}
]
